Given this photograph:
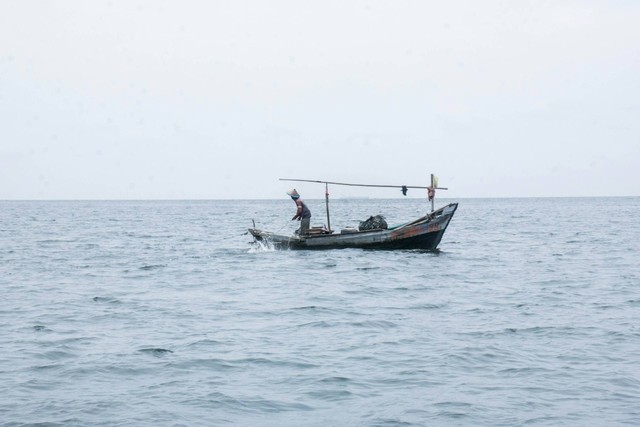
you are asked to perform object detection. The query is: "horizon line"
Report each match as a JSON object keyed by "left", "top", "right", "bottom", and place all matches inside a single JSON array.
[{"left": 0, "top": 195, "right": 638, "bottom": 202}]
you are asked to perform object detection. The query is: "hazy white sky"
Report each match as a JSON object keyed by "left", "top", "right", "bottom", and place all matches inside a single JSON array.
[{"left": 1, "top": 1, "right": 639, "bottom": 199}]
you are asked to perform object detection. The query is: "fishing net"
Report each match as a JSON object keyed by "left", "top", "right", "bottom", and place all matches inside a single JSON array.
[{"left": 358, "top": 215, "right": 388, "bottom": 231}]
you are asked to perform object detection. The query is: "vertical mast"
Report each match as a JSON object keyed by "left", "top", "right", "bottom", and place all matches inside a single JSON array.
[
  {"left": 430, "top": 173, "right": 435, "bottom": 213},
  {"left": 325, "top": 182, "right": 331, "bottom": 231}
]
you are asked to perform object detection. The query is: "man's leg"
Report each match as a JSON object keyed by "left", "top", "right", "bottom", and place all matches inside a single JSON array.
[{"left": 301, "top": 217, "right": 310, "bottom": 235}]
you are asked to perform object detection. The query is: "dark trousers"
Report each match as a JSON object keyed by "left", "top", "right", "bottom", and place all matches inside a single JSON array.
[{"left": 300, "top": 217, "right": 310, "bottom": 235}]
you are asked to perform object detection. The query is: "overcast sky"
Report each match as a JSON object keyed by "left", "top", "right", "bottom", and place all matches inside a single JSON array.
[{"left": 1, "top": 1, "right": 639, "bottom": 199}]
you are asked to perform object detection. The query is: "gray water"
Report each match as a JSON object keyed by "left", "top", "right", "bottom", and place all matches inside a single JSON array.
[{"left": 1, "top": 198, "right": 639, "bottom": 426}]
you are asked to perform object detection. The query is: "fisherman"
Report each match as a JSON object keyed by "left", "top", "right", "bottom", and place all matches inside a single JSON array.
[{"left": 287, "top": 189, "right": 311, "bottom": 235}]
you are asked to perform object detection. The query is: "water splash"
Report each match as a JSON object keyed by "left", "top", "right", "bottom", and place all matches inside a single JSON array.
[{"left": 248, "top": 239, "right": 276, "bottom": 253}]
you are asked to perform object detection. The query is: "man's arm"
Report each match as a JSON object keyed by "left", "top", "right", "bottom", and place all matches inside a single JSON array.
[{"left": 292, "top": 200, "right": 303, "bottom": 220}]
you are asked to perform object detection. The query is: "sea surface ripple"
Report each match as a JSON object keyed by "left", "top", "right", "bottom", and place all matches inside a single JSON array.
[{"left": 1, "top": 198, "right": 639, "bottom": 426}]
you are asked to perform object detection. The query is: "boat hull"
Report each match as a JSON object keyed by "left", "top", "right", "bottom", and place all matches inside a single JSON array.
[{"left": 249, "top": 203, "right": 457, "bottom": 251}]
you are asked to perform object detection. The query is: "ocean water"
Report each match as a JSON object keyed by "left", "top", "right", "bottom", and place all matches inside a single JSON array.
[{"left": 1, "top": 197, "right": 639, "bottom": 426}]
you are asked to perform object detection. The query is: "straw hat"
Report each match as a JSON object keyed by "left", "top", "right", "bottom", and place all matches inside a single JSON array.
[{"left": 286, "top": 188, "right": 300, "bottom": 198}]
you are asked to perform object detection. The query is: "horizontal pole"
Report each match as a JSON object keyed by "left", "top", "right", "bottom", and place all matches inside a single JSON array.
[{"left": 280, "top": 178, "right": 447, "bottom": 191}]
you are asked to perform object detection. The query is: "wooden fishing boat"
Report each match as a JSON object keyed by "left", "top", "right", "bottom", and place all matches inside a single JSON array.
[
  {"left": 249, "top": 202, "right": 457, "bottom": 250},
  {"left": 249, "top": 174, "right": 458, "bottom": 251}
]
